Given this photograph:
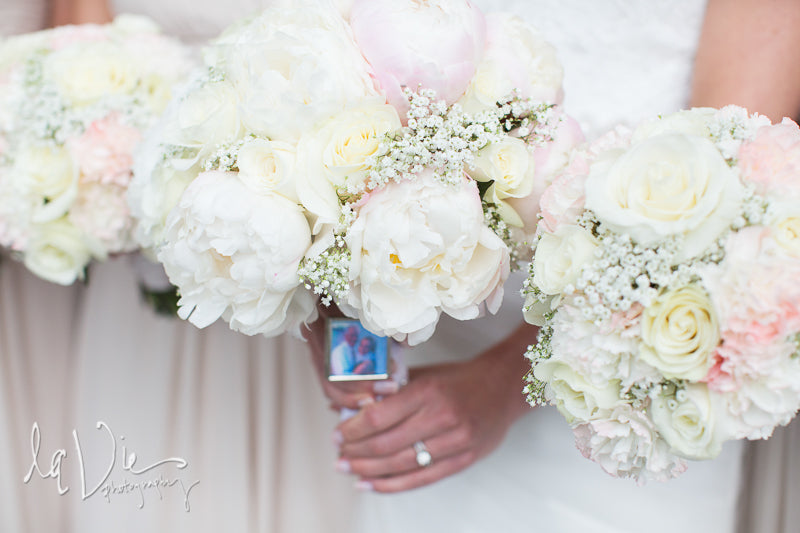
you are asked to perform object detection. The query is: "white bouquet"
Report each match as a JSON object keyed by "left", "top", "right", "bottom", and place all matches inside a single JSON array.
[
  {"left": 0, "top": 15, "right": 193, "bottom": 284},
  {"left": 130, "top": 0, "right": 581, "bottom": 342},
  {"left": 524, "top": 106, "right": 800, "bottom": 483}
]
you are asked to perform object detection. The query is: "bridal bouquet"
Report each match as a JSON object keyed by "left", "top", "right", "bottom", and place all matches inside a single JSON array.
[
  {"left": 130, "top": 0, "right": 581, "bottom": 341},
  {"left": 523, "top": 106, "right": 800, "bottom": 482},
  {"left": 0, "top": 16, "right": 193, "bottom": 284}
]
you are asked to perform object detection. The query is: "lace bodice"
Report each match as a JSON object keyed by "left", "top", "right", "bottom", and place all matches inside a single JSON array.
[
  {"left": 474, "top": 0, "right": 708, "bottom": 138},
  {"left": 0, "top": 0, "right": 48, "bottom": 36}
]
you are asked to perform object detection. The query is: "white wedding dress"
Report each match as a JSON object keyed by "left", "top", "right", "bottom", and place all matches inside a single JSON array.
[{"left": 348, "top": 1, "right": 747, "bottom": 532}]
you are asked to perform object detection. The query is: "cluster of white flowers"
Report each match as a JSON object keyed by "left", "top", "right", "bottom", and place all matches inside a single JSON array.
[{"left": 523, "top": 106, "right": 800, "bottom": 482}]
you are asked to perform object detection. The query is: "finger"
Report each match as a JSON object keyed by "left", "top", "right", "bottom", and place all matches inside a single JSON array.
[
  {"left": 359, "top": 450, "right": 476, "bottom": 494},
  {"left": 336, "top": 384, "right": 429, "bottom": 442},
  {"left": 341, "top": 425, "right": 471, "bottom": 478},
  {"left": 324, "top": 380, "right": 400, "bottom": 410}
]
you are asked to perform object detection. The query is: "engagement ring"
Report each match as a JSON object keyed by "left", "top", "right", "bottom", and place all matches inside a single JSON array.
[{"left": 413, "top": 441, "right": 432, "bottom": 467}]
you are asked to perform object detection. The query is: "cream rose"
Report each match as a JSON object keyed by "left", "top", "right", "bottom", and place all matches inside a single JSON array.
[
  {"left": 236, "top": 138, "right": 298, "bottom": 202},
  {"left": 14, "top": 144, "right": 79, "bottom": 223},
  {"left": 24, "top": 218, "right": 100, "bottom": 285},
  {"left": 296, "top": 101, "right": 401, "bottom": 227},
  {"left": 534, "top": 358, "right": 621, "bottom": 424},
  {"left": 164, "top": 80, "right": 242, "bottom": 155},
  {"left": 344, "top": 171, "right": 509, "bottom": 345},
  {"left": 650, "top": 383, "right": 728, "bottom": 460},
  {"left": 47, "top": 44, "right": 138, "bottom": 106},
  {"left": 631, "top": 108, "right": 717, "bottom": 143},
  {"left": 585, "top": 133, "right": 743, "bottom": 261},
  {"left": 470, "top": 136, "right": 536, "bottom": 227},
  {"left": 766, "top": 202, "right": 800, "bottom": 257},
  {"left": 640, "top": 284, "right": 719, "bottom": 380},
  {"left": 532, "top": 225, "right": 598, "bottom": 295}
]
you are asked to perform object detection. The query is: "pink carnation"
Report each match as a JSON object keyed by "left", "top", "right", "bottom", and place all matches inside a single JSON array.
[
  {"left": 738, "top": 118, "right": 800, "bottom": 198},
  {"left": 702, "top": 227, "right": 800, "bottom": 389},
  {"left": 68, "top": 114, "right": 141, "bottom": 186}
]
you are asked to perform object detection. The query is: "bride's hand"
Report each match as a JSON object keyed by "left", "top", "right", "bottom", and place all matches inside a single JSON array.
[
  {"left": 306, "top": 306, "right": 399, "bottom": 411},
  {"left": 333, "top": 323, "right": 536, "bottom": 493}
]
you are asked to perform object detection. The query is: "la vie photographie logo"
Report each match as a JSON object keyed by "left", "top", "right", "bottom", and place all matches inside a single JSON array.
[{"left": 23, "top": 421, "right": 200, "bottom": 511}]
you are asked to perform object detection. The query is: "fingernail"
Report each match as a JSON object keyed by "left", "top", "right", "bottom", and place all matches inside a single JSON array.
[
  {"left": 373, "top": 381, "right": 399, "bottom": 395},
  {"left": 332, "top": 430, "right": 343, "bottom": 446},
  {"left": 357, "top": 396, "right": 375, "bottom": 408},
  {"left": 355, "top": 480, "right": 373, "bottom": 492},
  {"left": 335, "top": 459, "right": 351, "bottom": 474}
]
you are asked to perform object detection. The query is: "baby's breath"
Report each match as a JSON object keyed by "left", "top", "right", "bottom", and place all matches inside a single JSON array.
[
  {"left": 298, "top": 232, "right": 351, "bottom": 306},
  {"left": 523, "top": 312, "right": 555, "bottom": 406}
]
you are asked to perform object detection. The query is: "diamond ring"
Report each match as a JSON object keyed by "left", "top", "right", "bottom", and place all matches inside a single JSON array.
[{"left": 413, "top": 441, "right": 432, "bottom": 467}]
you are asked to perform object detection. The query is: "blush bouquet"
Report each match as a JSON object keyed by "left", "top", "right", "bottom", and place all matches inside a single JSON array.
[
  {"left": 0, "top": 16, "right": 193, "bottom": 284},
  {"left": 129, "top": 0, "right": 580, "bottom": 341},
  {"left": 524, "top": 106, "right": 800, "bottom": 482}
]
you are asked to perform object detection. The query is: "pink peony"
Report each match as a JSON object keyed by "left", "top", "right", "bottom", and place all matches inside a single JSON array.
[
  {"left": 738, "top": 118, "right": 800, "bottom": 198},
  {"left": 350, "top": 0, "right": 486, "bottom": 117},
  {"left": 68, "top": 114, "right": 141, "bottom": 186}
]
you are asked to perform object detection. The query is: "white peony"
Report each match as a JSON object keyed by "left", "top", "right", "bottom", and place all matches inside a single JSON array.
[
  {"left": 650, "top": 383, "right": 730, "bottom": 460},
  {"left": 212, "top": 3, "right": 379, "bottom": 142},
  {"left": 639, "top": 284, "right": 719, "bottom": 381},
  {"left": 585, "top": 133, "right": 743, "bottom": 261},
  {"left": 458, "top": 12, "right": 563, "bottom": 114},
  {"left": 296, "top": 101, "right": 401, "bottom": 228},
  {"left": 532, "top": 224, "right": 597, "bottom": 295},
  {"left": 158, "top": 171, "right": 317, "bottom": 338},
  {"left": 23, "top": 218, "right": 101, "bottom": 285},
  {"left": 236, "top": 137, "right": 299, "bottom": 202},
  {"left": 343, "top": 171, "right": 509, "bottom": 345}
]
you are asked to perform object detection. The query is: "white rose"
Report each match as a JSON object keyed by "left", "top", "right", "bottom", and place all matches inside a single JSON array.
[
  {"left": 216, "top": 4, "right": 378, "bottom": 142},
  {"left": 766, "top": 201, "right": 800, "bottom": 257},
  {"left": 24, "top": 218, "right": 101, "bottom": 285},
  {"left": 296, "top": 101, "right": 401, "bottom": 227},
  {"left": 237, "top": 138, "right": 299, "bottom": 202},
  {"left": 640, "top": 284, "right": 719, "bottom": 380},
  {"left": 128, "top": 161, "right": 197, "bottom": 249},
  {"left": 585, "top": 133, "right": 743, "bottom": 261},
  {"left": 163, "top": 80, "right": 242, "bottom": 156},
  {"left": 631, "top": 108, "right": 717, "bottom": 142},
  {"left": 532, "top": 225, "right": 598, "bottom": 295},
  {"left": 159, "top": 171, "right": 316, "bottom": 338},
  {"left": 650, "top": 383, "right": 729, "bottom": 460},
  {"left": 458, "top": 13, "right": 563, "bottom": 114},
  {"left": 13, "top": 144, "right": 79, "bottom": 223},
  {"left": 47, "top": 44, "right": 138, "bottom": 106},
  {"left": 534, "top": 358, "right": 621, "bottom": 424},
  {"left": 344, "top": 171, "right": 509, "bottom": 345}
]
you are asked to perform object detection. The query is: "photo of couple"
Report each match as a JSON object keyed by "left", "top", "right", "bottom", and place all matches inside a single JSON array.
[{"left": 327, "top": 320, "right": 389, "bottom": 380}]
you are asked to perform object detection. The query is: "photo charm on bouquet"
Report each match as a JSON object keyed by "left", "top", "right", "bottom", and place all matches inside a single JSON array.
[{"left": 326, "top": 318, "right": 390, "bottom": 382}]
